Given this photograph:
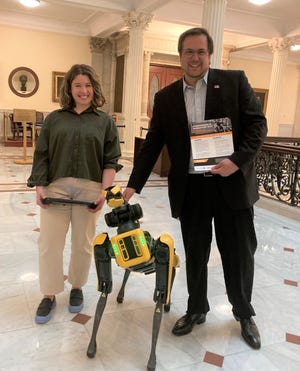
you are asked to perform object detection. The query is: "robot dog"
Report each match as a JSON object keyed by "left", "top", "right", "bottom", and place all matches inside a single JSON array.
[{"left": 86, "top": 185, "right": 179, "bottom": 371}]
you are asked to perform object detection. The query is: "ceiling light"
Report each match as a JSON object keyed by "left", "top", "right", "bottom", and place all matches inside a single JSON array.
[
  {"left": 291, "top": 44, "right": 300, "bottom": 52},
  {"left": 248, "top": 0, "right": 272, "bottom": 5},
  {"left": 20, "top": 0, "right": 40, "bottom": 8}
]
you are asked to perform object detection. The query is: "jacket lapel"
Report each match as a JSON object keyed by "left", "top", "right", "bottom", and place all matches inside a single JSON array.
[
  {"left": 170, "top": 79, "right": 189, "bottom": 130},
  {"left": 205, "top": 69, "right": 223, "bottom": 119}
]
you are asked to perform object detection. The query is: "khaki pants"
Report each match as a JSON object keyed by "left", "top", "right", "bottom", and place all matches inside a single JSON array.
[{"left": 38, "top": 177, "right": 101, "bottom": 294}]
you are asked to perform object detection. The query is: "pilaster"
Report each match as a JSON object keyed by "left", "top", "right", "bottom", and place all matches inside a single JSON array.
[
  {"left": 141, "top": 51, "right": 152, "bottom": 129},
  {"left": 90, "top": 37, "right": 113, "bottom": 112},
  {"left": 292, "top": 66, "right": 300, "bottom": 137}
]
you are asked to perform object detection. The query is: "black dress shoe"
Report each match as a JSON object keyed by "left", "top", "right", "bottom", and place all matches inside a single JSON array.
[
  {"left": 238, "top": 317, "right": 261, "bottom": 349},
  {"left": 172, "top": 313, "right": 206, "bottom": 336}
]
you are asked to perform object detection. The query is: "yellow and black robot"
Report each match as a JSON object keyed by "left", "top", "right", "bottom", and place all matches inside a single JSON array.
[{"left": 86, "top": 185, "right": 179, "bottom": 371}]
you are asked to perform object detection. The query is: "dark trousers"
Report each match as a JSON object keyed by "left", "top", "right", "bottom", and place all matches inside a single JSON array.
[{"left": 180, "top": 174, "right": 257, "bottom": 319}]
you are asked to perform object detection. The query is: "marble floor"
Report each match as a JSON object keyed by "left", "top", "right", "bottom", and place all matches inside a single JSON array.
[{"left": 0, "top": 144, "right": 300, "bottom": 371}]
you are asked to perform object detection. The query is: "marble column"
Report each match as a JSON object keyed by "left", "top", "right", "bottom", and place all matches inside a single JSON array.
[
  {"left": 202, "top": 0, "right": 227, "bottom": 68},
  {"left": 122, "top": 11, "right": 153, "bottom": 157},
  {"left": 266, "top": 37, "right": 293, "bottom": 135}
]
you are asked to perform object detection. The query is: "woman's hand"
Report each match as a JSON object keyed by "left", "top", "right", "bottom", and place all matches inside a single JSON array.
[
  {"left": 89, "top": 192, "right": 106, "bottom": 213},
  {"left": 36, "top": 186, "right": 48, "bottom": 209}
]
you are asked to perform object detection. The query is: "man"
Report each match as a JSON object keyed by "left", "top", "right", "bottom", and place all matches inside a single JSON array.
[{"left": 123, "top": 27, "right": 267, "bottom": 349}]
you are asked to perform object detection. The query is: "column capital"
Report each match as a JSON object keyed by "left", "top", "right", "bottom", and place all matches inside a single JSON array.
[
  {"left": 90, "top": 37, "right": 110, "bottom": 53},
  {"left": 221, "top": 45, "right": 233, "bottom": 69},
  {"left": 123, "top": 11, "right": 153, "bottom": 31},
  {"left": 268, "top": 37, "right": 293, "bottom": 53}
]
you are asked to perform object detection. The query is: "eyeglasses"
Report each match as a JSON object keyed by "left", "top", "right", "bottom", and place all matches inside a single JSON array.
[{"left": 182, "top": 49, "right": 209, "bottom": 57}]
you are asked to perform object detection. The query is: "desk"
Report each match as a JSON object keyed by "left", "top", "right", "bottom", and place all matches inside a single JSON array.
[{"left": 134, "top": 137, "right": 170, "bottom": 177}]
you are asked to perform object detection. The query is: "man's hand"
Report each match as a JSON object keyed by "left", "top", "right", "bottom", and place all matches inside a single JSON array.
[
  {"left": 210, "top": 159, "right": 239, "bottom": 177},
  {"left": 123, "top": 187, "right": 136, "bottom": 202}
]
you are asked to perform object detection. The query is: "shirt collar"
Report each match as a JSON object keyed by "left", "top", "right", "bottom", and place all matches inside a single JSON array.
[
  {"left": 59, "top": 106, "right": 100, "bottom": 115},
  {"left": 183, "top": 69, "right": 209, "bottom": 90}
]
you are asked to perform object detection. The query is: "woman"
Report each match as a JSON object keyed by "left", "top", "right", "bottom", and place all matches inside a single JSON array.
[{"left": 28, "top": 64, "right": 122, "bottom": 324}]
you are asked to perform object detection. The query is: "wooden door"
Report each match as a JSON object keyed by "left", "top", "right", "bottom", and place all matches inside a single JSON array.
[{"left": 147, "top": 65, "right": 182, "bottom": 118}]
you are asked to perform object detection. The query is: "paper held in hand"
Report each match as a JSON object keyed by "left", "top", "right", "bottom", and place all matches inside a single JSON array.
[{"left": 190, "top": 117, "right": 234, "bottom": 172}]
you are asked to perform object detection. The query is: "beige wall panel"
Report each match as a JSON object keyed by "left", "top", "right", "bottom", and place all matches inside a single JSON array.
[{"left": 1, "top": 25, "right": 91, "bottom": 113}]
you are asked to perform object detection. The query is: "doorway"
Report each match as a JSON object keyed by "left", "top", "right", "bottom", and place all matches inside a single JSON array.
[{"left": 147, "top": 65, "right": 182, "bottom": 119}]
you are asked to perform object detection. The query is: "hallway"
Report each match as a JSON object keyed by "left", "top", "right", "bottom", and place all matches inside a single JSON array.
[{"left": 0, "top": 145, "right": 299, "bottom": 371}]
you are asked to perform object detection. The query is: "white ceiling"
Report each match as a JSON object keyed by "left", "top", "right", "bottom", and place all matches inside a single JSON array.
[{"left": 1, "top": 0, "right": 300, "bottom": 64}]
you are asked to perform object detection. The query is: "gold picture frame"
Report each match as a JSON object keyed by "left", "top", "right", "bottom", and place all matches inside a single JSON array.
[
  {"left": 52, "top": 71, "right": 66, "bottom": 102},
  {"left": 254, "top": 88, "right": 269, "bottom": 115}
]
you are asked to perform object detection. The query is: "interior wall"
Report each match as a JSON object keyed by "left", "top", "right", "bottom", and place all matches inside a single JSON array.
[
  {"left": 229, "top": 57, "right": 271, "bottom": 90},
  {"left": 0, "top": 25, "right": 91, "bottom": 113},
  {"left": 0, "top": 24, "right": 299, "bottom": 141},
  {"left": 229, "top": 56, "right": 298, "bottom": 135}
]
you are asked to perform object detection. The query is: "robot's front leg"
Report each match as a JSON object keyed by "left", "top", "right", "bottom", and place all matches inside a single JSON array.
[
  {"left": 87, "top": 233, "right": 113, "bottom": 358},
  {"left": 147, "top": 234, "right": 179, "bottom": 371}
]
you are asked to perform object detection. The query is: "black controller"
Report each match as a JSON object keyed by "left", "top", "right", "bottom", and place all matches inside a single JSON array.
[{"left": 41, "top": 197, "right": 97, "bottom": 209}]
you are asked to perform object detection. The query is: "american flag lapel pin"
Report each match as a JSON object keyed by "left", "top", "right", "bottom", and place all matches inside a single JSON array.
[{"left": 214, "top": 84, "right": 220, "bottom": 89}]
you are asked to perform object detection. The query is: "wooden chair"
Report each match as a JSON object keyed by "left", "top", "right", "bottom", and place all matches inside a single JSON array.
[{"left": 9, "top": 113, "right": 33, "bottom": 140}]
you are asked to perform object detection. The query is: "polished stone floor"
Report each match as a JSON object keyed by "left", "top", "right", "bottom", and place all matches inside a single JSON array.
[{"left": 0, "top": 144, "right": 300, "bottom": 371}]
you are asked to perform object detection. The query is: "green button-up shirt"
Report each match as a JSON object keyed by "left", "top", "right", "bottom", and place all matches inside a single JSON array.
[{"left": 27, "top": 107, "right": 122, "bottom": 187}]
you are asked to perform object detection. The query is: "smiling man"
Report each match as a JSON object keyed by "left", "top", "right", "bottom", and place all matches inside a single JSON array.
[{"left": 123, "top": 27, "right": 267, "bottom": 349}]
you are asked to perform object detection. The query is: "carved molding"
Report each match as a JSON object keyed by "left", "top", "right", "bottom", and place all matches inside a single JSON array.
[
  {"left": 268, "top": 37, "right": 294, "bottom": 53},
  {"left": 144, "top": 36, "right": 178, "bottom": 55},
  {"left": 123, "top": 11, "right": 153, "bottom": 31},
  {"left": 90, "top": 37, "right": 111, "bottom": 53}
]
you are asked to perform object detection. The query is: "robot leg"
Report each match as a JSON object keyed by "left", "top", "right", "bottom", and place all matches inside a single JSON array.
[
  {"left": 147, "top": 234, "right": 179, "bottom": 371},
  {"left": 116, "top": 269, "right": 131, "bottom": 303},
  {"left": 153, "top": 234, "right": 179, "bottom": 307},
  {"left": 87, "top": 233, "right": 113, "bottom": 358}
]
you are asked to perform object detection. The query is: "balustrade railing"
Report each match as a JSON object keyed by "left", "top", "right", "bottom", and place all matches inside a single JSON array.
[{"left": 256, "top": 137, "right": 300, "bottom": 206}]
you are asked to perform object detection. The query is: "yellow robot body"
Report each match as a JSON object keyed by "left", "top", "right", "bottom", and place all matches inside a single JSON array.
[{"left": 110, "top": 228, "right": 151, "bottom": 268}]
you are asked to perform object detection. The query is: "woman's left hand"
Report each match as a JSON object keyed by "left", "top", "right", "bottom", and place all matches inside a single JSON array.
[{"left": 89, "top": 193, "right": 106, "bottom": 213}]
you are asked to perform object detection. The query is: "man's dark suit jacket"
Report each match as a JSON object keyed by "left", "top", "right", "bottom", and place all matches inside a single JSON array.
[{"left": 127, "top": 68, "right": 268, "bottom": 218}]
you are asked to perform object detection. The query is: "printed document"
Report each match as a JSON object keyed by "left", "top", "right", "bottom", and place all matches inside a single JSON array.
[{"left": 190, "top": 117, "right": 233, "bottom": 172}]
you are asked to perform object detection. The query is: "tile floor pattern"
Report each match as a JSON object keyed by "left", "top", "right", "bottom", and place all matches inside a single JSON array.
[{"left": 0, "top": 145, "right": 300, "bottom": 371}]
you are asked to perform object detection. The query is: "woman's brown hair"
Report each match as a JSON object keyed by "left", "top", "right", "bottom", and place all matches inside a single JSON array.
[{"left": 60, "top": 64, "right": 106, "bottom": 109}]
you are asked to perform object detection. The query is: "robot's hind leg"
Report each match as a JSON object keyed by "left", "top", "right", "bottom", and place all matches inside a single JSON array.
[
  {"left": 163, "top": 266, "right": 176, "bottom": 312},
  {"left": 87, "top": 292, "right": 108, "bottom": 358},
  {"left": 87, "top": 233, "right": 113, "bottom": 358},
  {"left": 117, "top": 269, "right": 131, "bottom": 303},
  {"left": 147, "top": 234, "right": 179, "bottom": 371}
]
